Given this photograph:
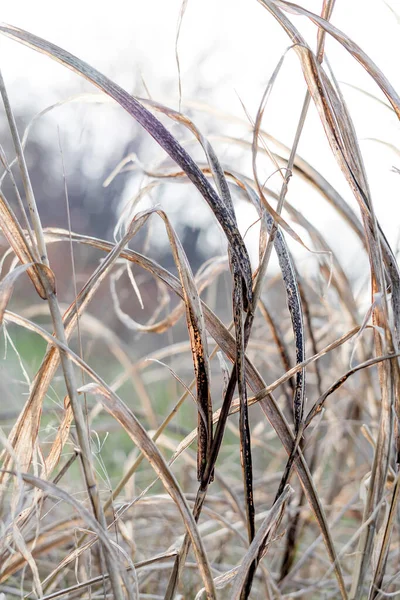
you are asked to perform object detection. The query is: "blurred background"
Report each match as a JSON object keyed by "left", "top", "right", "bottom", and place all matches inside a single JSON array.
[{"left": 2, "top": 0, "right": 399, "bottom": 261}]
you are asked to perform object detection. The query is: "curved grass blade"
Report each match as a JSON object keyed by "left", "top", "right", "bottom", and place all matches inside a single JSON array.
[
  {"left": 270, "top": 0, "right": 400, "bottom": 118},
  {"left": 155, "top": 209, "right": 212, "bottom": 481},
  {"left": 0, "top": 23, "right": 253, "bottom": 310},
  {"left": 0, "top": 190, "right": 47, "bottom": 299}
]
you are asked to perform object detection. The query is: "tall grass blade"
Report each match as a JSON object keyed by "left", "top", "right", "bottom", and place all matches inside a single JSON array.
[{"left": 0, "top": 23, "right": 253, "bottom": 309}]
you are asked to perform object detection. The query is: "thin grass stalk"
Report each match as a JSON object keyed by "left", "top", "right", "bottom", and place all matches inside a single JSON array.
[
  {"left": 0, "top": 69, "right": 46, "bottom": 266},
  {"left": 0, "top": 146, "right": 37, "bottom": 253}
]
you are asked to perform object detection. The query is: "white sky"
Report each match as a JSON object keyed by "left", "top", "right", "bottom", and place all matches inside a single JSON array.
[{"left": 1, "top": 0, "right": 399, "bottom": 283}]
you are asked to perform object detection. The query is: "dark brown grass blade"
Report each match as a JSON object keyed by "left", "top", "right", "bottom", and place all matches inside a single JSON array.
[
  {"left": 245, "top": 183, "right": 305, "bottom": 437},
  {"left": 269, "top": 0, "right": 335, "bottom": 557},
  {"left": 267, "top": 208, "right": 305, "bottom": 433},
  {"left": 258, "top": 299, "right": 294, "bottom": 406},
  {"left": 276, "top": 273, "right": 324, "bottom": 582},
  {"left": 230, "top": 485, "right": 293, "bottom": 599},
  {"left": 139, "top": 95, "right": 256, "bottom": 593},
  {"left": 135, "top": 98, "right": 246, "bottom": 489},
  {"left": 0, "top": 22, "right": 253, "bottom": 310},
  {"left": 249, "top": 68, "right": 319, "bottom": 565},
  {"left": 154, "top": 209, "right": 212, "bottom": 481}
]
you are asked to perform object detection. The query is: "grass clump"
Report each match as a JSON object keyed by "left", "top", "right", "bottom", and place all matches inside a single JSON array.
[{"left": 1, "top": 2, "right": 400, "bottom": 599}]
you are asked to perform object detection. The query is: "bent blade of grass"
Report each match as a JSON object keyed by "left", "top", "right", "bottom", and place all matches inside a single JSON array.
[
  {"left": 239, "top": 171, "right": 305, "bottom": 592},
  {"left": 0, "top": 23, "right": 253, "bottom": 310},
  {"left": 155, "top": 209, "right": 212, "bottom": 482},
  {"left": 271, "top": 0, "right": 400, "bottom": 118},
  {"left": 0, "top": 190, "right": 47, "bottom": 299},
  {"left": 265, "top": 203, "right": 305, "bottom": 433},
  {"left": 244, "top": 183, "right": 305, "bottom": 592},
  {"left": 249, "top": 4, "right": 336, "bottom": 575}
]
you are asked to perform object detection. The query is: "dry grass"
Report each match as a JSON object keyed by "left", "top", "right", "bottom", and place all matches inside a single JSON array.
[{"left": 0, "top": 1, "right": 400, "bottom": 598}]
